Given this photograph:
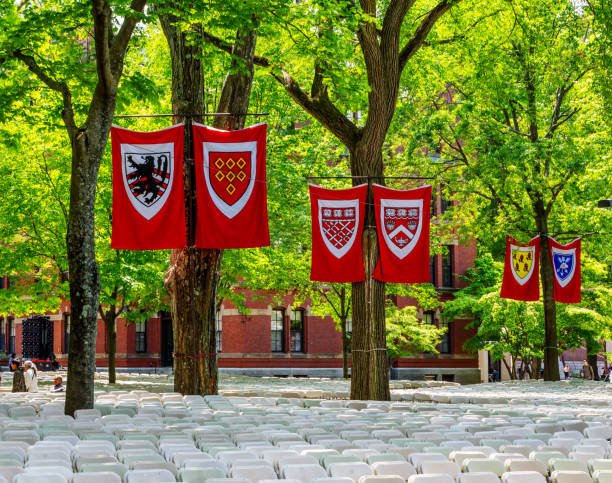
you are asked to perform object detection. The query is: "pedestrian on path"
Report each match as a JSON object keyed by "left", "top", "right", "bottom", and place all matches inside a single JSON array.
[
  {"left": 23, "top": 360, "right": 38, "bottom": 392},
  {"left": 11, "top": 359, "right": 26, "bottom": 392},
  {"left": 581, "top": 360, "right": 594, "bottom": 380}
]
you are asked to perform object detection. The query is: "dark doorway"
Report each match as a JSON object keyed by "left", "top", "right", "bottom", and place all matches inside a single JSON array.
[
  {"left": 22, "top": 316, "right": 54, "bottom": 360},
  {"left": 160, "top": 313, "right": 173, "bottom": 367}
]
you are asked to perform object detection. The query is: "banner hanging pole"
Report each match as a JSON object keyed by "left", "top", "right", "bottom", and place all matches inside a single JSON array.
[{"left": 114, "top": 113, "right": 269, "bottom": 118}]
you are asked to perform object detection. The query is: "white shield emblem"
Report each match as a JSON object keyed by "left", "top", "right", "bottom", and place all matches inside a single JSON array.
[
  {"left": 552, "top": 247, "right": 576, "bottom": 288},
  {"left": 203, "top": 141, "right": 257, "bottom": 219},
  {"left": 510, "top": 243, "right": 536, "bottom": 286},
  {"left": 380, "top": 199, "right": 423, "bottom": 259},
  {"left": 319, "top": 199, "right": 360, "bottom": 259},
  {"left": 121, "top": 142, "right": 175, "bottom": 220}
]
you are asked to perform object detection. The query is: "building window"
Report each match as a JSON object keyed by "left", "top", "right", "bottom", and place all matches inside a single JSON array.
[
  {"left": 64, "top": 313, "right": 70, "bottom": 354},
  {"left": 271, "top": 309, "right": 284, "bottom": 352},
  {"left": 430, "top": 255, "right": 437, "bottom": 287},
  {"left": 442, "top": 245, "right": 454, "bottom": 288},
  {"left": 215, "top": 311, "right": 222, "bottom": 353},
  {"left": 8, "top": 318, "right": 15, "bottom": 354},
  {"left": 430, "top": 191, "right": 436, "bottom": 219},
  {"left": 135, "top": 321, "right": 146, "bottom": 353},
  {"left": 423, "top": 312, "right": 434, "bottom": 325},
  {"left": 440, "top": 197, "right": 450, "bottom": 214},
  {"left": 290, "top": 309, "right": 304, "bottom": 353},
  {"left": 345, "top": 317, "right": 352, "bottom": 339},
  {"left": 439, "top": 319, "right": 451, "bottom": 354},
  {"left": 0, "top": 277, "right": 4, "bottom": 290},
  {"left": 0, "top": 318, "right": 4, "bottom": 352}
]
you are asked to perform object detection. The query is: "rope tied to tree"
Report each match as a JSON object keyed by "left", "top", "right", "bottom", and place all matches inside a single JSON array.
[{"left": 172, "top": 352, "right": 218, "bottom": 359}]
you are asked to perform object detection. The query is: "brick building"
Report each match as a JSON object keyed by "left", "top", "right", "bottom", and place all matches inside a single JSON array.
[
  {"left": 0, "top": 236, "right": 481, "bottom": 383},
  {"left": 0, "top": 192, "right": 482, "bottom": 383}
]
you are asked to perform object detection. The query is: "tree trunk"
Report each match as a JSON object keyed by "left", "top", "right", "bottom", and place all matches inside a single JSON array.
[
  {"left": 65, "top": 87, "right": 116, "bottom": 416},
  {"left": 105, "top": 316, "right": 117, "bottom": 384},
  {"left": 536, "top": 213, "right": 560, "bottom": 381},
  {"left": 160, "top": 12, "right": 257, "bottom": 395},
  {"left": 586, "top": 339, "right": 601, "bottom": 381},
  {"left": 349, "top": 147, "right": 389, "bottom": 401}
]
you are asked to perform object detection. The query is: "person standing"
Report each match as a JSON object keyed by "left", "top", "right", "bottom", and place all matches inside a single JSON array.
[
  {"left": 563, "top": 364, "right": 570, "bottom": 380},
  {"left": 23, "top": 360, "right": 38, "bottom": 392},
  {"left": 581, "top": 360, "right": 594, "bottom": 380},
  {"left": 10, "top": 359, "right": 26, "bottom": 392},
  {"left": 8, "top": 353, "right": 15, "bottom": 371}
]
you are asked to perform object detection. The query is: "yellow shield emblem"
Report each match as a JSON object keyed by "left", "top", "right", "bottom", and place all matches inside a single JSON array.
[{"left": 511, "top": 245, "right": 536, "bottom": 284}]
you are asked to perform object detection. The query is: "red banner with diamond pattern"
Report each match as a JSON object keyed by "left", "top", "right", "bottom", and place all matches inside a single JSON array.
[{"left": 193, "top": 123, "right": 269, "bottom": 248}]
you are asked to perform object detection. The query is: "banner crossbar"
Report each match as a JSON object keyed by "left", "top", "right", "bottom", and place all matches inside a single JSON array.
[
  {"left": 114, "top": 112, "right": 269, "bottom": 118},
  {"left": 305, "top": 175, "right": 434, "bottom": 180}
]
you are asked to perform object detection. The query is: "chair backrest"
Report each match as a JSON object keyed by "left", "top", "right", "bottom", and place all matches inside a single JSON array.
[
  {"left": 13, "top": 474, "right": 68, "bottom": 483},
  {"left": 370, "top": 461, "right": 417, "bottom": 479},
  {"left": 457, "top": 473, "right": 501, "bottom": 483},
  {"left": 282, "top": 463, "right": 328, "bottom": 483},
  {"left": 550, "top": 470, "right": 594, "bottom": 483},
  {"left": 420, "top": 461, "right": 461, "bottom": 478},
  {"left": 464, "top": 458, "right": 505, "bottom": 477},
  {"left": 501, "top": 471, "right": 546, "bottom": 483},
  {"left": 505, "top": 458, "right": 547, "bottom": 475},
  {"left": 71, "top": 472, "right": 122, "bottom": 483},
  {"left": 406, "top": 474, "right": 455, "bottom": 483},
  {"left": 593, "top": 470, "right": 612, "bottom": 483},
  {"left": 124, "top": 468, "right": 176, "bottom": 483}
]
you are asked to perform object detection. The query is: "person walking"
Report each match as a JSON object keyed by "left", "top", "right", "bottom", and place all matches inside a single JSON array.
[
  {"left": 563, "top": 364, "right": 570, "bottom": 380},
  {"left": 23, "top": 360, "right": 38, "bottom": 392},
  {"left": 10, "top": 359, "right": 26, "bottom": 392},
  {"left": 581, "top": 360, "right": 594, "bottom": 380}
]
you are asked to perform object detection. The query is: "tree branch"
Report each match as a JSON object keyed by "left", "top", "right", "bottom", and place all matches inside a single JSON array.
[
  {"left": 92, "top": 0, "right": 113, "bottom": 93},
  {"left": 13, "top": 51, "right": 77, "bottom": 138},
  {"left": 272, "top": 68, "right": 359, "bottom": 148},
  {"left": 109, "top": 0, "right": 147, "bottom": 78},
  {"left": 201, "top": 30, "right": 270, "bottom": 67},
  {"left": 399, "top": 0, "right": 462, "bottom": 70}
]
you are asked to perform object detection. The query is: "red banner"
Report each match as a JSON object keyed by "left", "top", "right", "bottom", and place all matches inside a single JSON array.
[
  {"left": 309, "top": 184, "right": 367, "bottom": 282},
  {"left": 500, "top": 235, "right": 540, "bottom": 301},
  {"left": 372, "top": 184, "right": 432, "bottom": 283},
  {"left": 111, "top": 124, "right": 186, "bottom": 250},
  {"left": 193, "top": 123, "right": 269, "bottom": 248},
  {"left": 549, "top": 237, "right": 581, "bottom": 303}
]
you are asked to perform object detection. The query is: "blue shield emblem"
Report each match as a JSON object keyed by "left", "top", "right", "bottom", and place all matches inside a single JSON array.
[{"left": 552, "top": 248, "right": 576, "bottom": 288}]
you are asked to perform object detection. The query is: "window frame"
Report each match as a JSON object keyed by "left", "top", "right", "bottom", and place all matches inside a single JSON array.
[
  {"left": 215, "top": 310, "right": 222, "bottom": 353},
  {"left": 271, "top": 308, "right": 285, "bottom": 353},
  {"left": 135, "top": 320, "right": 146, "bottom": 353},
  {"left": 441, "top": 245, "right": 454, "bottom": 288},
  {"left": 8, "top": 318, "right": 15, "bottom": 354},
  {"left": 290, "top": 308, "right": 304, "bottom": 353},
  {"left": 438, "top": 319, "right": 452, "bottom": 354}
]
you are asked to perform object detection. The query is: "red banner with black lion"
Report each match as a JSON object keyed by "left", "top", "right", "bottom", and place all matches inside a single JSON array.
[{"left": 111, "top": 124, "right": 186, "bottom": 250}]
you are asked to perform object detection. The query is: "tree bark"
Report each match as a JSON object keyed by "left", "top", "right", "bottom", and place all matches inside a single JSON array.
[
  {"left": 160, "top": 11, "right": 257, "bottom": 395},
  {"left": 101, "top": 307, "right": 118, "bottom": 384},
  {"left": 536, "top": 211, "right": 560, "bottom": 381},
  {"left": 339, "top": 287, "right": 350, "bottom": 379},
  {"left": 350, "top": 147, "right": 389, "bottom": 400},
  {"left": 586, "top": 339, "right": 601, "bottom": 381}
]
